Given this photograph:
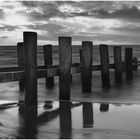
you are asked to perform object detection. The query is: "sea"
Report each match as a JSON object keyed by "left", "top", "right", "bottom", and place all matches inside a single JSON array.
[{"left": 0, "top": 45, "right": 140, "bottom": 138}]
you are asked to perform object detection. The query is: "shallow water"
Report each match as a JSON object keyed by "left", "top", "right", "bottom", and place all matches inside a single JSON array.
[
  {"left": 0, "top": 45, "right": 140, "bottom": 138},
  {"left": 0, "top": 45, "right": 140, "bottom": 103},
  {"left": 0, "top": 101, "right": 140, "bottom": 139},
  {"left": 1, "top": 68, "right": 140, "bottom": 104}
]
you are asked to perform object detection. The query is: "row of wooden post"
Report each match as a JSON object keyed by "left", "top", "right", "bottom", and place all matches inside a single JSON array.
[{"left": 17, "top": 32, "right": 133, "bottom": 105}]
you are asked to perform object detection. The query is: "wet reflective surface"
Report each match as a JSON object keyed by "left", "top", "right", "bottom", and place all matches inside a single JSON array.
[
  {"left": 0, "top": 101, "right": 140, "bottom": 138},
  {"left": 1, "top": 45, "right": 140, "bottom": 105}
]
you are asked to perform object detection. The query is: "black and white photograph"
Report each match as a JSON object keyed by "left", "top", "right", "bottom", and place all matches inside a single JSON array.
[{"left": 0, "top": 0, "right": 140, "bottom": 139}]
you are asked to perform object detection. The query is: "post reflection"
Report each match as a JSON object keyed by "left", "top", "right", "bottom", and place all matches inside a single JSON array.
[
  {"left": 18, "top": 103, "right": 38, "bottom": 139},
  {"left": 43, "top": 101, "right": 53, "bottom": 109},
  {"left": 100, "top": 103, "right": 109, "bottom": 112},
  {"left": 82, "top": 102, "right": 94, "bottom": 128},
  {"left": 18, "top": 101, "right": 81, "bottom": 139},
  {"left": 59, "top": 101, "right": 72, "bottom": 139}
]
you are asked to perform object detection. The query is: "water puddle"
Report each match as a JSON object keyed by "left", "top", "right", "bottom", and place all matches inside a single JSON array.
[{"left": 0, "top": 101, "right": 140, "bottom": 138}]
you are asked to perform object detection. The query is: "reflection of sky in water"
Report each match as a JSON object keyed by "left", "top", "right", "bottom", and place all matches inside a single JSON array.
[
  {"left": 0, "top": 101, "right": 140, "bottom": 138},
  {"left": 95, "top": 104, "right": 140, "bottom": 132}
]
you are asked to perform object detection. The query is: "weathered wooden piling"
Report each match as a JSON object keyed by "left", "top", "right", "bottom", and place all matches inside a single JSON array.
[
  {"left": 24, "top": 32, "right": 37, "bottom": 106},
  {"left": 99, "top": 44, "right": 110, "bottom": 88},
  {"left": 79, "top": 49, "right": 82, "bottom": 79},
  {"left": 125, "top": 48, "right": 133, "bottom": 80},
  {"left": 17, "top": 42, "right": 25, "bottom": 92},
  {"left": 59, "top": 37, "right": 72, "bottom": 100},
  {"left": 43, "top": 44, "right": 54, "bottom": 88},
  {"left": 81, "top": 41, "right": 93, "bottom": 93},
  {"left": 113, "top": 46, "right": 123, "bottom": 83},
  {"left": 79, "top": 49, "right": 82, "bottom": 64}
]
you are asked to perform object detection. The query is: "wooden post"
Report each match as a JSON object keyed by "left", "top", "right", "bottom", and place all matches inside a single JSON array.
[
  {"left": 113, "top": 46, "right": 123, "bottom": 83},
  {"left": 81, "top": 41, "right": 93, "bottom": 93},
  {"left": 24, "top": 32, "right": 37, "bottom": 106},
  {"left": 79, "top": 49, "right": 82, "bottom": 79},
  {"left": 99, "top": 44, "right": 110, "bottom": 88},
  {"left": 43, "top": 44, "right": 54, "bottom": 88},
  {"left": 125, "top": 48, "right": 133, "bottom": 80},
  {"left": 17, "top": 42, "right": 25, "bottom": 92},
  {"left": 79, "top": 49, "right": 82, "bottom": 64},
  {"left": 59, "top": 37, "right": 72, "bottom": 100}
]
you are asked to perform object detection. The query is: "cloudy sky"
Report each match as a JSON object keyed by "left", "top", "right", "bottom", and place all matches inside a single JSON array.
[{"left": 0, "top": 1, "right": 140, "bottom": 45}]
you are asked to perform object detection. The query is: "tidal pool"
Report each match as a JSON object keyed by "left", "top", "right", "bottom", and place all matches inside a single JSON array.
[{"left": 0, "top": 101, "right": 140, "bottom": 139}]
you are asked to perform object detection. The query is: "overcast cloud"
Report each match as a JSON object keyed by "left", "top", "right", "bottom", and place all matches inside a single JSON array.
[{"left": 0, "top": 1, "right": 140, "bottom": 45}]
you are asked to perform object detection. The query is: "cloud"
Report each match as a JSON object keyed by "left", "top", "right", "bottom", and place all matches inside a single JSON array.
[
  {"left": 20, "top": 1, "right": 63, "bottom": 21},
  {"left": 0, "top": 9, "right": 4, "bottom": 19},
  {"left": 1, "top": 1, "right": 140, "bottom": 45},
  {"left": 52, "top": 1, "right": 140, "bottom": 21},
  {"left": 91, "top": 5, "right": 140, "bottom": 20},
  {"left": 0, "top": 9, "right": 3, "bottom": 15},
  {"left": 0, "top": 36, "right": 8, "bottom": 39},
  {"left": 0, "top": 1, "right": 26, "bottom": 14},
  {"left": 1, "top": 1, "right": 140, "bottom": 21},
  {"left": 0, "top": 25, "right": 20, "bottom": 31},
  {"left": 25, "top": 23, "right": 64, "bottom": 34},
  {"left": 24, "top": 23, "right": 67, "bottom": 41},
  {"left": 112, "top": 25, "right": 140, "bottom": 33},
  {"left": 60, "top": 1, "right": 114, "bottom": 11},
  {"left": 0, "top": 1, "right": 63, "bottom": 22},
  {"left": 71, "top": 32, "right": 140, "bottom": 45},
  {"left": 20, "top": 1, "right": 38, "bottom": 8},
  {"left": 112, "top": 6, "right": 140, "bottom": 19}
]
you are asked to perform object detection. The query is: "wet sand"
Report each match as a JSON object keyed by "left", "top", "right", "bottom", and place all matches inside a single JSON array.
[{"left": 0, "top": 101, "right": 140, "bottom": 138}]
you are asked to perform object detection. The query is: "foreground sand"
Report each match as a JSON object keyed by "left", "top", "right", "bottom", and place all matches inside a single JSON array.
[{"left": 0, "top": 101, "right": 140, "bottom": 139}]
